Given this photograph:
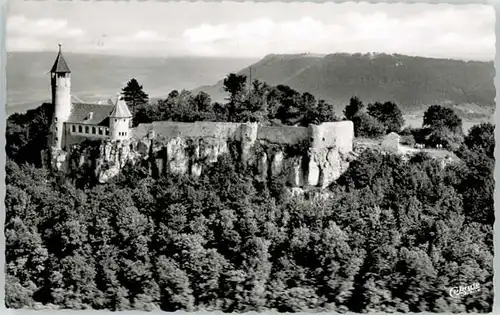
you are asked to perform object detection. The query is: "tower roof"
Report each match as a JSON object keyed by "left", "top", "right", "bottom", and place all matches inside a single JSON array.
[
  {"left": 110, "top": 94, "right": 133, "bottom": 118},
  {"left": 50, "top": 44, "right": 71, "bottom": 73}
]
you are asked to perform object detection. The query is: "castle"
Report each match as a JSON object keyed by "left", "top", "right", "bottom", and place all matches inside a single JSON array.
[
  {"left": 48, "top": 44, "right": 133, "bottom": 153},
  {"left": 47, "top": 45, "right": 356, "bottom": 189}
]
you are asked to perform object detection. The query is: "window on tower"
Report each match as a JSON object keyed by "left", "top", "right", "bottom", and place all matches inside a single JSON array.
[
  {"left": 78, "top": 126, "right": 82, "bottom": 133},
  {"left": 72, "top": 125, "right": 76, "bottom": 132},
  {"left": 99, "top": 128, "right": 103, "bottom": 135},
  {"left": 92, "top": 127, "right": 96, "bottom": 134},
  {"left": 85, "top": 126, "right": 89, "bottom": 133}
]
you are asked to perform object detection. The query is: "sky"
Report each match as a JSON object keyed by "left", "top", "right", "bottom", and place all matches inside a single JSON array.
[{"left": 6, "top": 1, "right": 496, "bottom": 61}]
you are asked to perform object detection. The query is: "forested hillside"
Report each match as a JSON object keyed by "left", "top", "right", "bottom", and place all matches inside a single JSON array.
[
  {"left": 195, "top": 53, "right": 495, "bottom": 117},
  {"left": 5, "top": 75, "right": 495, "bottom": 312}
]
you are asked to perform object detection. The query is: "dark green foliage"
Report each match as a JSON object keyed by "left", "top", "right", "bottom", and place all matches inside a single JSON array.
[
  {"left": 455, "top": 123, "right": 495, "bottom": 225},
  {"left": 423, "top": 105, "right": 463, "bottom": 134},
  {"left": 399, "top": 106, "right": 465, "bottom": 149},
  {"left": 352, "top": 113, "right": 387, "bottom": 138},
  {"left": 223, "top": 73, "right": 248, "bottom": 122},
  {"left": 5, "top": 118, "right": 494, "bottom": 311},
  {"left": 6, "top": 103, "right": 52, "bottom": 166},
  {"left": 367, "top": 101, "right": 405, "bottom": 133},
  {"left": 463, "top": 123, "right": 495, "bottom": 158},
  {"left": 131, "top": 76, "right": 341, "bottom": 127},
  {"left": 5, "top": 72, "right": 494, "bottom": 312},
  {"left": 121, "top": 78, "right": 149, "bottom": 110},
  {"left": 343, "top": 96, "right": 364, "bottom": 121}
]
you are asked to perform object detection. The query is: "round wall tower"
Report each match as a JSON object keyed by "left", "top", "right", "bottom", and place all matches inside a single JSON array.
[
  {"left": 109, "top": 94, "right": 133, "bottom": 141},
  {"left": 50, "top": 44, "right": 72, "bottom": 150}
]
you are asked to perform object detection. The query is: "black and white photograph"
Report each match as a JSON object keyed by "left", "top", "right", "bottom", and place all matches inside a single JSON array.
[{"left": 4, "top": 0, "right": 495, "bottom": 312}]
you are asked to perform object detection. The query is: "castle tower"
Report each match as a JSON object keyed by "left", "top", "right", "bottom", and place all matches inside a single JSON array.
[
  {"left": 109, "top": 94, "right": 133, "bottom": 141},
  {"left": 50, "top": 44, "right": 72, "bottom": 150}
]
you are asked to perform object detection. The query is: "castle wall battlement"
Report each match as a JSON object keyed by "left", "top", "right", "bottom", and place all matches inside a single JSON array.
[
  {"left": 132, "top": 120, "right": 354, "bottom": 153},
  {"left": 133, "top": 121, "right": 243, "bottom": 141}
]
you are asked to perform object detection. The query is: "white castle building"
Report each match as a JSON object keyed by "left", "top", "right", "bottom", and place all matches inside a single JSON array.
[{"left": 48, "top": 44, "right": 133, "bottom": 152}]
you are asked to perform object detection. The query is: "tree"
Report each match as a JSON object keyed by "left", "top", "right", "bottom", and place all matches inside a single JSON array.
[
  {"left": 192, "top": 91, "right": 212, "bottom": 113},
  {"left": 223, "top": 74, "right": 247, "bottom": 121},
  {"left": 302, "top": 100, "right": 338, "bottom": 126},
  {"left": 463, "top": 123, "right": 494, "bottom": 158},
  {"left": 367, "top": 101, "right": 405, "bottom": 134},
  {"left": 343, "top": 97, "right": 364, "bottom": 120},
  {"left": 6, "top": 103, "right": 52, "bottom": 166},
  {"left": 423, "top": 105, "right": 463, "bottom": 134},
  {"left": 122, "top": 78, "right": 149, "bottom": 110},
  {"left": 273, "top": 85, "right": 303, "bottom": 125},
  {"left": 352, "top": 113, "right": 387, "bottom": 138}
]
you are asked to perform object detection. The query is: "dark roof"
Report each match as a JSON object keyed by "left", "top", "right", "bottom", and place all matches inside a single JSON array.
[
  {"left": 50, "top": 45, "right": 71, "bottom": 73},
  {"left": 66, "top": 103, "right": 114, "bottom": 126},
  {"left": 110, "top": 98, "right": 133, "bottom": 118}
]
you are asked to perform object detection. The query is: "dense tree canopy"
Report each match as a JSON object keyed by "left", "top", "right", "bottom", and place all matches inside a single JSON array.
[
  {"left": 5, "top": 75, "right": 494, "bottom": 312},
  {"left": 5, "top": 136, "right": 494, "bottom": 311},
  {"left": 5, "top": 114, "right": 495, "bottom": 312},
  {"left": 130, "top": 74, "right": 342, "bottom": 127}
]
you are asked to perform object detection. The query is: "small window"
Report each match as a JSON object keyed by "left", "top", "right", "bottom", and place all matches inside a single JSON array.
[
  {"left": 115, "top": 119, "right": 118, "bottom": 123},
  {"left": 78, "top": 126, "right": 82, "bottom": 133},
  {"left": 72, "top": 125, "right": 76, "bottom": 132},
  {"left": 85, "top": 126, "right": 89, "bottom": 133},
  {"left": 99, "top": 128, "right": 103, "bottom": 135},
  {"left": 105, "top": 130, "right": 109, "bottom": 136},
  {"left": 92, "top": 127, "right": 96, "bottom": 134},
  {"left": 124, "top": 132, "right": 127, "bottom": 136}
]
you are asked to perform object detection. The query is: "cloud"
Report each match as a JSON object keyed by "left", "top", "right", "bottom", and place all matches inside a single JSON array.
[
  {"left": 132, "top": 30, "right": 167, "bottom": 42},
  {"left": 7, "top": 15, "right": 85, "bottom": 38},
  {"left": 177, "top": 6, "right": 494, "bottom": 60},
  {"left": 5, "top": 4, "right": 495, "bottom": 60},
  {"left": 7, "top": 15, "right": 86, "bottom": 51}
]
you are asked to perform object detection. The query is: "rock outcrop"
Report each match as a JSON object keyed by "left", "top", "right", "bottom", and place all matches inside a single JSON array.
[{"left": 51, "top": 121, "right": 356, "bottom": 189}]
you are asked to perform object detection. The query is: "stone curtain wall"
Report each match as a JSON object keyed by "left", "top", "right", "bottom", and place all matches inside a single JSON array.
[
  {"left": 134, "top": 121, "right": 243, "bottom": 141},
  {"left": 257, "top": 126, "right": 309, "bottom": 144},
  {"left": 57, "top": 120, "right": 355, "bottom": 188},
  {"left": 310, "top": 121, "right": 354, "bottom": 153}
]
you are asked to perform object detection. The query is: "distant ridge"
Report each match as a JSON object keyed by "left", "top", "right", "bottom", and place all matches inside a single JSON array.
[{"left": 193, "top": 53, "right": 495, "bottom": 116}]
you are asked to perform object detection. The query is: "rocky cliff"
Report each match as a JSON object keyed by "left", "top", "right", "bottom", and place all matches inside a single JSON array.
[{"left": 50, "top": 121, "right": 356, "bottom": 189}]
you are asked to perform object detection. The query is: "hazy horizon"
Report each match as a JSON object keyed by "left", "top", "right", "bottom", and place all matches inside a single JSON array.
[{"left": 7, "top": 50, "right": 495, "bottom": 63}]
